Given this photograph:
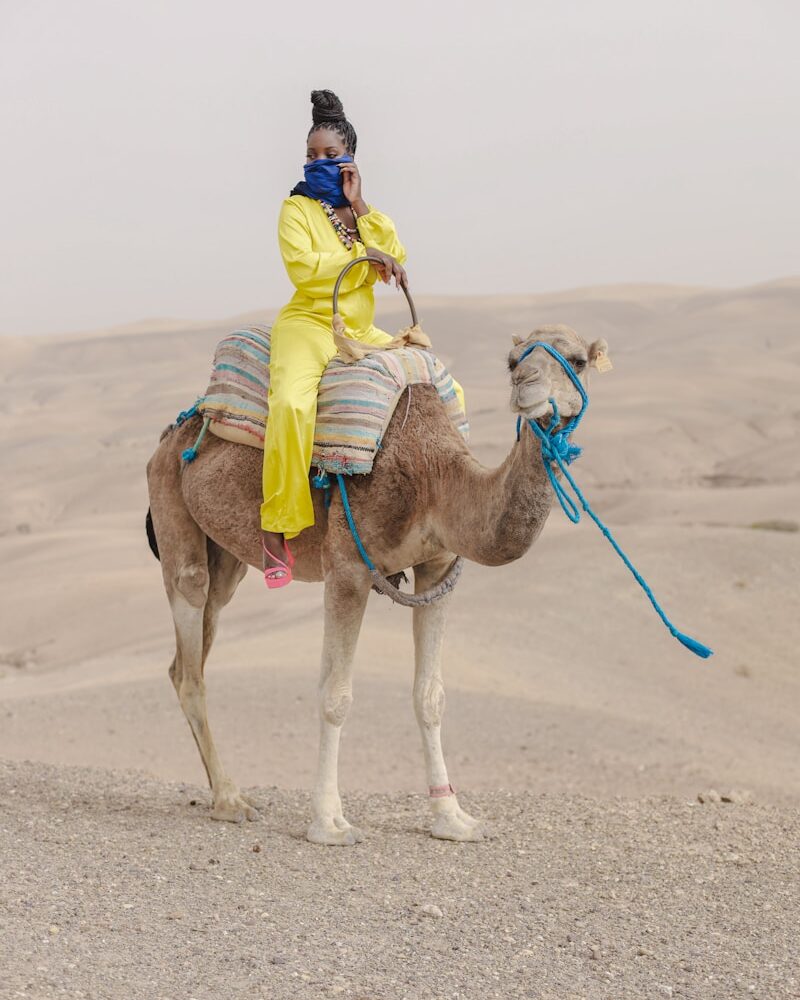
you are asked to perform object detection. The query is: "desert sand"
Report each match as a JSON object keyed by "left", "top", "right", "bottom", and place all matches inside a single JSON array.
[{"left": 1, "top": 279, "right": 799, "bottom": 998}]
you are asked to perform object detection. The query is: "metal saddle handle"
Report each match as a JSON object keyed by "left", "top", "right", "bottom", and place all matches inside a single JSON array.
[{"left": 332, "top": 255, "right": 419, "bottom": 328}]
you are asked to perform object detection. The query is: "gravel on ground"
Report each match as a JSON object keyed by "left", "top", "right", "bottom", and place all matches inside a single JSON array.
[{"left": 1, "top": 760, "right": 798, "bottom": 1000}]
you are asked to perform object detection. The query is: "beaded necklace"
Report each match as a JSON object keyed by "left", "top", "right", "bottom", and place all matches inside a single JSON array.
[{"left": 319, "top": 200, "right": 359, "bottom": 250}]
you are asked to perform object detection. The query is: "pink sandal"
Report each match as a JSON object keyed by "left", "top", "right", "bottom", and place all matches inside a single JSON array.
[{"left": 262, "top": 538, "right": 294, "bottom": 589}]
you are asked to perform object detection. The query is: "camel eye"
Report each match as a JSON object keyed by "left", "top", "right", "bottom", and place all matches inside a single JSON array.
[
  {"left": 571, "top": 358, "right": 587, "bottom": 372},
  {"left": 508, "top": 357, "right": 518, "bottom": 372}
]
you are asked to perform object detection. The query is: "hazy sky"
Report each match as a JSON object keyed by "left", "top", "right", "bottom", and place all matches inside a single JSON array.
[{"left": 2, "top": 0, "right": 798, "bottom": 335}]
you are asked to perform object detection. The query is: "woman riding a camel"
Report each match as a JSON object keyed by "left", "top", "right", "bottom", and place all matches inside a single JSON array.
[{"left": 261, "top": 88, "right": 463, "bottom": 587}]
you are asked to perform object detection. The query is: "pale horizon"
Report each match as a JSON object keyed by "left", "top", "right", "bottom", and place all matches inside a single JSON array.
[
  {"left": 2, "top": 0, "right": 799, "bottom": 336},
  {"left": 13, "top": 272, "right": 800, "bottom": 342}
]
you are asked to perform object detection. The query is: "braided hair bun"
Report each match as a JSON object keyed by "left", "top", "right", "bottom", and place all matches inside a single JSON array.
[
  {"left": 308, "top": 89, "right": 357, "bottom": 154},
  {"left": 311, "top": 89, "right": 345, "bottom": 125}
]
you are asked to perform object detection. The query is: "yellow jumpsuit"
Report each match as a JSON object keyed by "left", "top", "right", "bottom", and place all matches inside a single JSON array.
[{"left": 260, "top": 195, "right": 462, "bottom": 539}]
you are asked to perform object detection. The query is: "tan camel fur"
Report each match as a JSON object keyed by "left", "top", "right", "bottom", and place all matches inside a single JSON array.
[{"left": 145, "top": 325, "right": 608, "bottom": 844}]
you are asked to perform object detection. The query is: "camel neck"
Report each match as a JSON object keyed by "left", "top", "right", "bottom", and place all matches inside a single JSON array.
[{"left": 434, "top": 419, "right": 554, "bottom": 566}]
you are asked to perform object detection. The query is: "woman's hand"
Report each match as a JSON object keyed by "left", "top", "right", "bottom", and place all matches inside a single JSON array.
[
  {"left": 339, "top": 162, "right": 366, "bottom": 215},
  {"left": 364, "top": 248, "right": 408, "bottom": 290}
]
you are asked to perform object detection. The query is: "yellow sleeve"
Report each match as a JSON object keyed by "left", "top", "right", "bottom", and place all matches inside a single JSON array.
[
  {"left": 278, "top": 198, "right": 369, "bottom": 298},
  {"left": 355, "top": 206, "right": 407, "bottom": 264}
]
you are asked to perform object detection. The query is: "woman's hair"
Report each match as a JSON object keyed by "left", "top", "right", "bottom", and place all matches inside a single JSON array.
[{"left": 307, "top": 89, "right": 357, "bottom": 155}]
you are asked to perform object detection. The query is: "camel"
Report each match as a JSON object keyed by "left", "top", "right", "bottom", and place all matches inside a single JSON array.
[{"left": 145, "top": 324, "right": 608, "bottom": 844}]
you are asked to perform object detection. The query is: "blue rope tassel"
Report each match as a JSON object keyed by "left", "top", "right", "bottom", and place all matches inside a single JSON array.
[
  {"left": 312, "top": 469, "right": 332, "bottom": 509},
  {"left": 516, "top": 340, "right": 712, "bottom": 659},
  {"left": 173, "top": 400, "right": 210, "bottom": 463},
  {"left": 175, "top": 402, "right": 199, "bottom": 426},
  {"left": 181, "top": 416, "right": 210, "bottom": 463}
]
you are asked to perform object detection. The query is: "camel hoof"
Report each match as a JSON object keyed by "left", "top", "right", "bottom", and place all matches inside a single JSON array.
[
  {"left": 430, "top": 813, "right": 486, "bottom": 843},
  {"left": 455, "top": 806, "right": 485, "bottom": 831},
  {"left": 211, "top": 793, "right": 260, "bottom": 824},
  {"left": 307, "top": 820, "right": 364, "bottom": 846}
]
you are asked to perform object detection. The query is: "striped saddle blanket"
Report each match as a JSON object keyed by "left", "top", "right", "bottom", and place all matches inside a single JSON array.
[{"left": 199, "top": 326, "right": 468, "bottom": 475}]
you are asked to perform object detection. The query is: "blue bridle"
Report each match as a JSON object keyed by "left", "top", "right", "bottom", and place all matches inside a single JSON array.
[
  {"left": 515, "top": 341, "right": 712, "bottom": 659},
  {"left": 517, "top": 338, "right": 589, "bottom": 435},
  {"left": 515, "top": 340, "right": 588, "bottom": 521}
]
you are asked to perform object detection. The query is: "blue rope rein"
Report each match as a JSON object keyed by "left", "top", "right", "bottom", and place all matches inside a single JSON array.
[
  {"left": 335, "top": 473, "right": 376, "bottom": 571},
  {"left": 517, "top": 341, "right": 712, "bottom": 659}
]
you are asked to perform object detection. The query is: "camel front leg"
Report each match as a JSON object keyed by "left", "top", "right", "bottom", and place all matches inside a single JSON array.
[
  {"left": 307, "top": 568, "right": 371, "bottom": 846},
  {"left": 413, "top": 558, "right": 485, "bottom": 842}
]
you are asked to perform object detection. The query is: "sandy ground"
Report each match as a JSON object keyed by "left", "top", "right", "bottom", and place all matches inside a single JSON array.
[
  {"left": 2, "top": 760, "right": 798, "bottom": 1000},
  {"left": 1, "top": 279, "right": 799, "bottom": 997}
]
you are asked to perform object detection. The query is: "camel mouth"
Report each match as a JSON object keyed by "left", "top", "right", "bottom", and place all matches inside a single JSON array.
[
  {"left": 525, "top": 400, "right": 553, "bottom": 421},
  {"left": 511, "top": 385, "right": 582, "bottom": 424},
  {"left": 510, "top": 385, "right": 552, "bottom": 420},
  {"left": 517, "top": 403, "right": 574, "bottom": 432}
]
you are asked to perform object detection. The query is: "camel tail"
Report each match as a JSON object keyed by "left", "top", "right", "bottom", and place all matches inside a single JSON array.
[
  {"left": 145, "top": 421, "right": 178, "bottom": 561},
  {"left": 145, "top": 508, "right": 160, "bottom": 561}
]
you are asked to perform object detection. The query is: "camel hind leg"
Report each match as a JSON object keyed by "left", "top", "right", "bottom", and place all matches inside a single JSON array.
[
  {"left": 150, "top": 474, "right": 255, "bottom": 822},
  {"left": 170, "top": 538, "right": 255, "bottom": 822}
]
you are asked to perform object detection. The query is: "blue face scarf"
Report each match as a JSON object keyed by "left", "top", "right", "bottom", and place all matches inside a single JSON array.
[{"left": 290, "top": 155, "right": 353, "bottom": 207}]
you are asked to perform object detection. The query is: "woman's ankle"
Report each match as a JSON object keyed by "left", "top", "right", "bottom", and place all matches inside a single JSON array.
[{"left": 261, "top": 530, "right": 287, "bottom": 565}]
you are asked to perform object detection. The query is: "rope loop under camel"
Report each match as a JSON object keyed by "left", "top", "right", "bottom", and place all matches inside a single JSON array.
[
  {"left": 333, "top": 472, "right": 463, "bottom": 607},
  {"left": 518, "top": 341, "right": 712, "bottom": 660}
]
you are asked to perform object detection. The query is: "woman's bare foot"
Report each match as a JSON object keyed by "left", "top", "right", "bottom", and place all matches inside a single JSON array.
[
  {"left": 261, "top": 530, "right": 288, "bottom": 570},
  {"left": 261, "top": 530, "right": 293, "bottom": 589}
]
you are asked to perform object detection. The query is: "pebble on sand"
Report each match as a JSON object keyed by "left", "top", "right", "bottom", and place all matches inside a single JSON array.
[
  {"left": 420, "top": 903, "right": 443, "bottom": 919},
  {"left": 722, "top": 790, "right": 754, "bottom": 804},
  {"left": 698, "top": 789, "right": 753, "bottom": 805}
]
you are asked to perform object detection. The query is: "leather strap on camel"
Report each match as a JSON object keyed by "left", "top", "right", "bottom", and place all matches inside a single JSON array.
[{"left": 331, "top": 255, "right": 433, "bottom": 363}]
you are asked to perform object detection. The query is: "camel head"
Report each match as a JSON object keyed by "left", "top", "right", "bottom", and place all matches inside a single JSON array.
[{"left": 507, "top": 324, "right": 609, "bottom": 422}]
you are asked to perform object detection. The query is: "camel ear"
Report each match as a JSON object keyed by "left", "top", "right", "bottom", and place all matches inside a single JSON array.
[
  {"left": 511, "top": 333, "right": 525, "bottom": 346},
  {"left": 589, "top": 338, "right": 612, "bottom": 373}
]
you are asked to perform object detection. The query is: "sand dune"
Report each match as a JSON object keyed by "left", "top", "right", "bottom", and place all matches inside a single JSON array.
[{"left": 1, "top": 279, "right": 799, "bottom": 807}]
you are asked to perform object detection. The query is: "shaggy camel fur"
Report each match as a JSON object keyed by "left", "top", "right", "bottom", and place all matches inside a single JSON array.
[{"left": 145, "top": 325, "right": 608, "bottom": 844}]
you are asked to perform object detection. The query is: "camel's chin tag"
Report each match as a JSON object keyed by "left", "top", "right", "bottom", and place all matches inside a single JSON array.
[{"left": 594, "top": 351, "right": 613, "bottom": 374}]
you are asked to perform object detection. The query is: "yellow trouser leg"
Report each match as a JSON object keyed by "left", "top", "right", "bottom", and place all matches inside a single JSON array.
[
  {"left": 261, "top": 323, "right": 337, "bottom": 538},
  {"left": 452, "top": 378, "right": 465, "bottom": 413}
]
